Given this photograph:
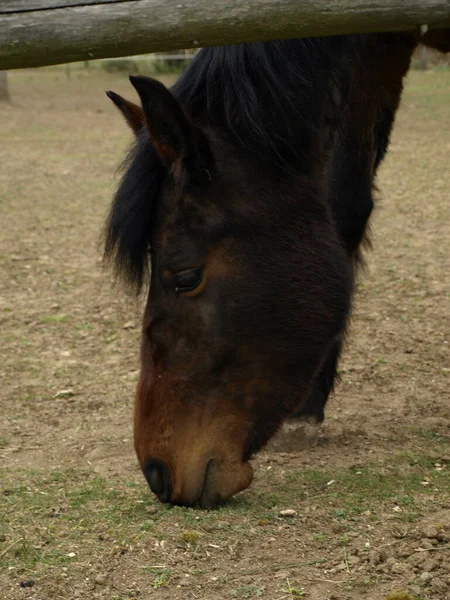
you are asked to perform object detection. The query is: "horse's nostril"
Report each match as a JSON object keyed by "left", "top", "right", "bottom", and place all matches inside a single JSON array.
[{"left": 143, "top": 458, "right": 171, "bottom": 503}]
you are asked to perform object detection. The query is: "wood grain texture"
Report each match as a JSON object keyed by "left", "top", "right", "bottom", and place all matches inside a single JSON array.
[
  {"left": 1, "top": 0, "right": 450, "bottom": 69},
  {"left": 1, "top": 1, "right": 133, "bottom": 13}
]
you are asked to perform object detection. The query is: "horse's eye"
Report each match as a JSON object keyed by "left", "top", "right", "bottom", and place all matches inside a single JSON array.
[{"left": 173, "top": 269, "right": 203, "bottom": 293}]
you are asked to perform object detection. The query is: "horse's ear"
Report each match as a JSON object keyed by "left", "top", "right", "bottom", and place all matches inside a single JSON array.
[
  {"left": 129, "top": 75, "right": 201, "bottom": 169},
  {"left": 106, "top": 90, "right": 145, "bottom": 136}
]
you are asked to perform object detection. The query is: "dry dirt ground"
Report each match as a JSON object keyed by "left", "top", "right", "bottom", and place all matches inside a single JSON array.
[{"left": 0, "top": 67, "right": 449, "bottom": 600}]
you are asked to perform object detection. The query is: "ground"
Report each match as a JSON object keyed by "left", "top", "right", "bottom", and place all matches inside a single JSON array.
[{"left": 0, "top": 66, "right": 449, "bottom": 600}]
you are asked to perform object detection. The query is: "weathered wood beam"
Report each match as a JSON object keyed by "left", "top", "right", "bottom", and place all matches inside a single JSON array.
[{"left": 1, "top": 0, "right": 450, "bottom": 70}]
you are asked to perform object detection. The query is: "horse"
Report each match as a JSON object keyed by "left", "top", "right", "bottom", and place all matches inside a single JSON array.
[{"left": 104, "top": 30, "right": 447, "bottom": 507}]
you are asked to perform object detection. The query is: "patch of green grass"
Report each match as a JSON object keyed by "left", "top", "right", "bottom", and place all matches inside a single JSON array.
[
  {"left": 143, "top": 567, "right": 173, "bottom": 589},
  {"left": 74, "top": 322, "right": 94, "bottom": 331},
  {"left": 282, "top": 580, "right": 305, "bottom": 597},
  {"left": 1, "top": 449, "right": 448, "bottom": 582},
  {"left": 0, "top": 468, "right": 151, "bottom": 575},
  {"left": 41, "top": 314, "right": 69, "bottom": 323},
  {"left": 179, "top": 530, "right": 201, "bottom": 545},
  {"left": 232, "top": 584, "right": 265, "bottom": 598},
  {"left": 280, "top": 452, "right": 449, "bottom": 518},
  {"left": 408, "top": 428, "right": 448, "bottom": 442}
]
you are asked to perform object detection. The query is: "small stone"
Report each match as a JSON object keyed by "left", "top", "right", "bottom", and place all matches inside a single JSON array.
[
  {"left": 123, "top": 321, "right": 136, "bottom": 329},
  {"left": 430, "top": 578, "right": 447, "bottom": 593},
  {"left": 19, "top": 581, "right": 35, "bottom": 588},
  {"left": 274, "top": 570, "right": 291, "bottom": 579},
  {"left": 420, "top": 571, "right": 433, "bottom": 582},
  {"left": 67, "top": 552, "right": 76, "bottom": 558},
  {"left": 407, "top": 553, "right": 426, "bottom": 568},
  {"left": 391, "top": 562, "right": 409, "bottom": 574},
  {"left": 425, "top": 558, "right": 441, "bottom": 571},
  {"left": 94, "top": 575, "right": 107, "bottom": 585},
  {"left": 419, "top": 539, "right": 434, "bottom": 549},
  {"left": 437, "top": 531, "right": 449, "bottom": 543},
  {"left": 146, "top": 506, "right": 158, "bottom": 515},
  {"left": 279, "top": 509, "right": 297, "bottom": 518},
  {"left": 55, "top": 389, "right": 75, "bottom": 398},
  {"left": 369, "top": 550, "right": 383, "bottom": 566}
]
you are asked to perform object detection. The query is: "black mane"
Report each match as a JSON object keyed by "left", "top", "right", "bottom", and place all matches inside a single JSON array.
[
  {"left": 173, "top": 37, "right": 352, "bottom": 166},
  {"left": 104, "top": 37, "right": 358, "bottom": 292}
]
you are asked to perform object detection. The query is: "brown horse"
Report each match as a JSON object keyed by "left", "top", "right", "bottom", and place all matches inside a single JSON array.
[{"left": 104, "top": 30, "right": 447, "bottom": 507}]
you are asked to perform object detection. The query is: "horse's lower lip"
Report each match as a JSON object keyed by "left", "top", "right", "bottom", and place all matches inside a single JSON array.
[{"left": 198, "top": 458, "right": 221, "bottom": 508}]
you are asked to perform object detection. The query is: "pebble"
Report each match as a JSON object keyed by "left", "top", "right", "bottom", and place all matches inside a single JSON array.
[
  {"left": 94, "top": 575, "right": 107, "bottom": 585},
  {"left": 390, "top": 562, "right": 409, "bottom": 574},
  {"left": 430, "top": 578, "right": 447, "bottom": 593},
  {"left": 423, "top": 526, "right": 439, "bottom": 539},
  {"left": 422, "top": 559, "right": 439, "bottom": 572},
  {"left": 19, "top": 581, "right": 35, "bottom": 588},
  {"left": 368, "top": 550, "right": 383, "bottom": 566},
  {"left": 420, "top": 571, "right": 433, "bottom": 582},
  {"left": 279, "top": 509, "right": 297, "bottom": 518},
  {"left": 55, "top": 389, "right": 75, "bottom": 398},
  {"left": 408, "top": 553, "right": 426, "bottom": 568},
  {"left": 275, "top": 569, "right": 291, "bottom": 579}
]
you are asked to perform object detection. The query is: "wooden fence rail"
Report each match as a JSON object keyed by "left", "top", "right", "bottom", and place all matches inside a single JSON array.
[{"left": 1, "top": 0, "right": 450, "bottom": 70}]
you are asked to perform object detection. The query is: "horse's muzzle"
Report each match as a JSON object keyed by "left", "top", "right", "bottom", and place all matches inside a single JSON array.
[{"left": 142, "top": 455, "right": 253, "bottom": 508}]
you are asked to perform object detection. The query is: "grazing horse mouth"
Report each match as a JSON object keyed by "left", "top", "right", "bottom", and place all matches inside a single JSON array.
[{"left": 142, "top": 456, "right": 253, "bottom": 509}]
